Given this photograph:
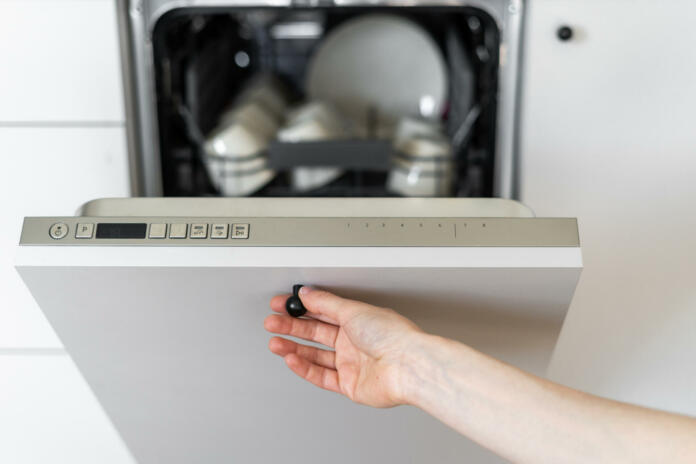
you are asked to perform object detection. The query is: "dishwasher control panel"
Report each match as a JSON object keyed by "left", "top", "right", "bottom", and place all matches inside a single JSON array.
[
  {"left": 20, "top": 217, "right": 579, "bottom": 247},
  {"left": 61, "top": 222, "right": 251, "bottom": 240}
]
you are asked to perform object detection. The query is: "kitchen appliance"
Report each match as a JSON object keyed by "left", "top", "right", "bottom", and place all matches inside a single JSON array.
[
  {"left": 119, "top": 0, "right": 522, "bottom": 199},
  {"left": 16, "top": 197, "right": 581, "bottom": 464}
]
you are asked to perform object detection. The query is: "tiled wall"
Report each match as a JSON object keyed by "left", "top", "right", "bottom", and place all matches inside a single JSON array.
[{"left": 0, "top": 1, "right": 134, "bottom": 462}]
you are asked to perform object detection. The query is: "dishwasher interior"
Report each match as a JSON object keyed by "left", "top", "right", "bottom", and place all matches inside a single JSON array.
[{"left": 148, "top": 6, "right": 504, "bottom": 198}]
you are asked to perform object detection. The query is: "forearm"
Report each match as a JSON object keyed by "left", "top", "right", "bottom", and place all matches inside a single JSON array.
[{"left": 397, "top": 332, "right": 696, "bottom": 464}]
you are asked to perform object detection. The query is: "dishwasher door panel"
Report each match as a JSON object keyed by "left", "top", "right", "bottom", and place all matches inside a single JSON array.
[{"left": 17, "top": 245, "right": 580, "bottom": 464}]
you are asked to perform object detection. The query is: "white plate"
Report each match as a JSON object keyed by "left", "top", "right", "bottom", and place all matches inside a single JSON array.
[{"left": 307, "top": 14, "right": 448, "bottom": 125}]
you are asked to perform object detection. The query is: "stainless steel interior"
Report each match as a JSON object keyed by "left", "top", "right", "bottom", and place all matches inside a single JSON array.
[{"left": 118, "top": 0, "right": 524, "bottom": 198}]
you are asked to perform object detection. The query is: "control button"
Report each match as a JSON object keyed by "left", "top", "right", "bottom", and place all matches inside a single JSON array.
[
  {"left": 211, "top": 224, "right": 229, "bottom": 239},
  {"left": 49, "top": 223, "right": 69, "bottom": 240},
  {"left": 231, "top": 223, "right": 249, "bottom": 239},
  {"left": 149, "top": 223, "right": 167, "bottom": 239},
  {"left": 190, "top": 223, "right": 208, "bottom": 239},
  {"left": 75, "top": 223, "right": 94, "bottom": 239},
  {"left": 169, "top": 223, "right": 188, "bottom": 239}
]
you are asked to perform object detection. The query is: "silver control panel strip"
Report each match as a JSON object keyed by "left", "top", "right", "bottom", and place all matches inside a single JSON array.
[{"left": 21, "top": 217, "right": 579, "bottom": 247}]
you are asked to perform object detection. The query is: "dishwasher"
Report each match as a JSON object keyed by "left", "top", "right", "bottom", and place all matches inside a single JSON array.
[
  {"left": 17, "top": 197, "right": 581, "bottom": 464},
  {"left": 121, "top": 0, "right": 522, "bottom": 199},
  {"left": 17, "top": 1, "right": 577, "bottom": 462}
]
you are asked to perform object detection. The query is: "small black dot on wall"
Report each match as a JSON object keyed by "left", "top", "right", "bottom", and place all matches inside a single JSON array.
[{"left": 557, "top": 25, "right": 573, "bottom": 41}]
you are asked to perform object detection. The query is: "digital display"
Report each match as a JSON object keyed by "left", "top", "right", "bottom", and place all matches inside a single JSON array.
[{"left": 96, "top": 223, "right": 147, "bottom": 239}]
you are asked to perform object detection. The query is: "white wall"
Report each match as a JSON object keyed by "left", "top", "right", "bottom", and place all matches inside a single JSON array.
[
  {"left": 520, "top": 0, "right": 696, "bottom": 415},
  {"left": 0, "top": 1, "right": 135, "bottom": 462}
]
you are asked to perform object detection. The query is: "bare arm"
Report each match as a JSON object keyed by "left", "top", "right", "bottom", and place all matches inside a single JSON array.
[
  {"left": 399, "top": 332, "right": 696, "bottom": 463},
  {"left": 264, "top": 287, "right": 696, "bottom": 464}
]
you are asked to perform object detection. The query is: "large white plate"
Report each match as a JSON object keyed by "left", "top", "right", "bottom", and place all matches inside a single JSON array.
[{"left": 307, "top": 14, "right": 448, "bottom": 125}]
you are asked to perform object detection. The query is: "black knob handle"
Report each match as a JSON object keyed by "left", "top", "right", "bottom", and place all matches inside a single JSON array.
[
  {"left": 557, "top": 25, "right": 573, "bottom": 41},
  {"left": 285, "top": 284, "right": 307, "bottom": 318}
]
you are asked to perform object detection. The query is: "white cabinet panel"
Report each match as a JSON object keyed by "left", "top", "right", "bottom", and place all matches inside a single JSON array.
[
  {"left": 520, "top": 0, "right": 696, "bottom": 414},
  {"left": 0, "top": 0, "right": 124, "bottom": 122},
  {"left": 0, "top": 354, "right": 135, "bottom": 464},
  {"left": 1, "top": 127, "right": 130, "bottom": 348}
]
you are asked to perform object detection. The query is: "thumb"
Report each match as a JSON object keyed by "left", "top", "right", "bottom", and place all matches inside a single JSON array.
[{"left": 298, "top": 287, "right": 362, "bottom": 325}]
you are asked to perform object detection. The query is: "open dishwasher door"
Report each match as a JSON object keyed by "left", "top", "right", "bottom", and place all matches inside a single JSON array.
[{"left": 16, "top": 198, "right": 581, "bottom": 464}]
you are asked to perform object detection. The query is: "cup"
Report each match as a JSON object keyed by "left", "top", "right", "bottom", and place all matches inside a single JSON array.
[{"left": 203, "top": 77, "right": 288, "bottom": 196}]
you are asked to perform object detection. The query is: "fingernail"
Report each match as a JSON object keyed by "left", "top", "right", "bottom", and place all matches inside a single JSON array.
[{"left": 298, "top": 285, "right": 311, "bottom": 297}]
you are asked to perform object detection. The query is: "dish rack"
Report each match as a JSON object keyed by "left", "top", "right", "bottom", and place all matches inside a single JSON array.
[
  {"left": 150, "top": 7, "right": 501, "bottom": 198},
  {"left": 178, "top": 95, "right": 484, "bottom": 197}
]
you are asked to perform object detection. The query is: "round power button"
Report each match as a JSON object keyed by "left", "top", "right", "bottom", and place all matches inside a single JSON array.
[{"left": 49, "top": 223, "right": 69, "bottom": 240}]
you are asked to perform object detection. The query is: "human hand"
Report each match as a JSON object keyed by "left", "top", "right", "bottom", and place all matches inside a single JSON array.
[
  {"left": 264, "top": 287, "right": 423, "bottom": 408},
  {"left": 265, "top": 291, "right": 696, "bottom": 464}
]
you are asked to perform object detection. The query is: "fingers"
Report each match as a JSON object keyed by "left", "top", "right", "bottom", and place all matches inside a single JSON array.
[
  {"left": 284, "top": 353, "right": 341, "bottom": 394},
  {"left": 264, "top": 314, "right": 338, "bottom": 348},
  {"left": 268, "top": 337, "right": 335, "bottom": 369},
  {"left": 269, "top": 294, "right": 291, "bottom": 314},
  {"left": 269, "top": 293, "right": 337, "bottom": 325}
]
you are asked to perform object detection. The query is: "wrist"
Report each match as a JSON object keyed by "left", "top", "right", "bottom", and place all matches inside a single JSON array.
[{"left": 389, "top": 331, "right": 448, "bottom": 407}]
